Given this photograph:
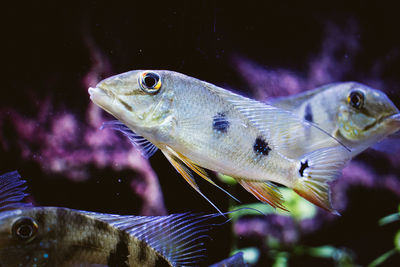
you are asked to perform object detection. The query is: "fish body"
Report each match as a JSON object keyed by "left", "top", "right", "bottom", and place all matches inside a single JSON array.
[
  {"left": 271, "top": 82, "right": 400, "bottom": 157},
  {"left": 0, "top": 171, "right": 220, "bottom": 267},
  {"left": 89, "top": 70, "right": 351, "bottom": 212},
  {"left": 0, "top": 207, "right": 167, "bottom": 267}
]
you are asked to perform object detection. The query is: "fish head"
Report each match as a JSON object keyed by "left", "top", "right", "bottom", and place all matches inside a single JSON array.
[
  {"left": 336, "top": 82, "right": 400, "bottom": 143},
  {"left": 0, "top": 208, "right": 54, "bottom": 266},
  {"left": 89, "top": 70, "right": 176, "bottom": 138}
]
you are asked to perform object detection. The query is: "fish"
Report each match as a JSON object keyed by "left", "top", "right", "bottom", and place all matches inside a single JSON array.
[
  {"left": 270, "top": 82, "right": 400, "bottom": 157},
  {"left": 88, "top": 70, "right": 351, "bottom": 213},
  {"left": 0, "top": 171, "right": 224, "bottom": 267}
]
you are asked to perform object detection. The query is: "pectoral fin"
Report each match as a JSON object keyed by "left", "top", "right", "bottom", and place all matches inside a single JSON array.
[
  {"left": 101, "top": 120, "right": 158, "bottom": 158},
  {"left": 237, "top": 179, "right": 287, "bottom": 211}
]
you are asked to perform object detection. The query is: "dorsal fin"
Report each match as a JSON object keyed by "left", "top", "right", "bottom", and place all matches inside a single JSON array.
[
  {"left": 203, "top": 82, "right": 349, "bottom": 157},
  {"left": 84, "top": 211, "right": 224, "bottom": 266},
  {"left": 101, "top": 120, "right": 158, "bottom": 158},
  {"left": 268, "top": 83, "right": 340, "bottom": 110},
  {"left": 0, "top": 171, "right": 31, "bottom": 211}
]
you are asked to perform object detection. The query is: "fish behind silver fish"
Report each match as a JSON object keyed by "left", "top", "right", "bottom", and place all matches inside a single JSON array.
[
  {"left": 88, "top": 70, "right": 351, "bottom": 213},
  {"left": 0, "top": 171, "right": 223, "bottom": 267},
  {"left": 270, "top": 82, "right": 400, "bottom": 157}
]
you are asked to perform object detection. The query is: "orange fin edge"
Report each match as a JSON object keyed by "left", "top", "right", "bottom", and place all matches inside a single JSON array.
[
  {"left": 169, "top": 148, "right": 240, "bottom": 203},
  {"left": 162, "top": 147, "right": 225, "bottom": 215},
  {"left": 293, "top": 183, "right": 336, "bottom": 214},
  {"left": 237, "top": 180, "right": 287, "bottom": 211}
]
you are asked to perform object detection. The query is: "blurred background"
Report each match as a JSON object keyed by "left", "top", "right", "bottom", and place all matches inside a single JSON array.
[{"left": 1, "top": 1, "right": 400, "bottom": 266}]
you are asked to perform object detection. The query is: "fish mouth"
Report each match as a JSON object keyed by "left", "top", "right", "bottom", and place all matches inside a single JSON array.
[
  {"left": 364, "top": 113, "right": 400, "bottom": 134},
  {"left": 384, "top": 113, "right": 400, "bottom": 128},
  {"left": 363, "top": 113, "right": 400, "bottom": 134},
  {"left": 88, "top": 86, "right": 117, "bottom": 109},
  {"left": 88, "top": 86, "right": 113, "bottom": 101},
  {"left": 88, "top": 86, "right": 138, "bottom": 126}
]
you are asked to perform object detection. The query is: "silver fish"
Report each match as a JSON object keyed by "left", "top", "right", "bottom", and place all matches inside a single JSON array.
[
  {"left": 270, "top": 82, "right": 400, "bottom": 157},
  {"left": 88, "top": 70, "right": 351, "bottom": 212},
  {"left": 0, "top": 171, "right": 222, "bottom": 267}
]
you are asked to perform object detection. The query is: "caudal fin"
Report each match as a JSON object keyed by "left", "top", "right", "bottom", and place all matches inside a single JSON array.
[{"left": 293, "top": 147, "right": 351, "bottom": 213}]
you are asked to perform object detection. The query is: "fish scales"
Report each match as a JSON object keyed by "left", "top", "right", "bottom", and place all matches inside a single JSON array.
[
  {"left": 0, "top": 207, "right": 165, "bottom": 266},
  {"left": 89, "top": 70, "right": 351, "bottom": 212},
  {"left": 171, "top": 77, "right": 293, "bottom": 184},
  {"left": 0, "top": 171, "right": 219, "bottom": 267}
]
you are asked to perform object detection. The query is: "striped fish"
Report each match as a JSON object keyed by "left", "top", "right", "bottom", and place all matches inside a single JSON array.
[{"left": 0, "top": 171, "right": 223, "bottom": 267}]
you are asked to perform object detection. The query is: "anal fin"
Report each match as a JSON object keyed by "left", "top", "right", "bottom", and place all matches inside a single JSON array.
[{"left": 237, "top": 180, "right": 287, "bottom": 211}]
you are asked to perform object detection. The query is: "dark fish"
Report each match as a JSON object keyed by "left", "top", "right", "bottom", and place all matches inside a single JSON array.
[{"left": 0, "top": 171, "right": 223, "bottom": 267}]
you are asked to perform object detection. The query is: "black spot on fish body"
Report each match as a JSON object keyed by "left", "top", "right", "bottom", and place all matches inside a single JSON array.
[
  {"left": 253, "top": 136, "right": 271, "bottom": 156},
  {"left": 299, "top": 160, "right": 309, "bottom": 177},
  {"left": 304, "top": 103, "right": 313, "bottom": 122},
  {"left": 212, "top": 112, "right": 230, "bottom": 134},
  {"left": 107, "top": 231, "right": 130, "bottom": 267}
]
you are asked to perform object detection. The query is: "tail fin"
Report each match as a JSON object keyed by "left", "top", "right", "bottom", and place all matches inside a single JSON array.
[{"left": 293, "top": 147, "right": 351, "bottom": 213}]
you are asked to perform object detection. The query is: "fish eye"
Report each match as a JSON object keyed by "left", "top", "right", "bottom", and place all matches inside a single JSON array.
[
  {"left": 348, "top": 90, "right": 364, "bottom": 109},
  {"left": 12, "top": 217, "right": 38, "bottom": 242},
  {"left": 139, "top": 72, "right": 162, "bottom": 94}
]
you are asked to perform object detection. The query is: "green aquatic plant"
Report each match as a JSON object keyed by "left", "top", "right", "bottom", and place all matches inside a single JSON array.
[
  {"left": 369, "top": 204, "right": 400, "bottom": 267},
  {"left": 228, "top": 187, "right": 316, "bottom": 220},
  {"left": 228, "top": 186, "right": 358, "bottom": 266}
]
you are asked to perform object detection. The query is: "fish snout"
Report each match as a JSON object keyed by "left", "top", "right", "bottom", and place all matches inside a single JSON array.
[
  {"left": 88, "top": 86, "right": 103, "bottom": 100},
  {"left": 385, "top": 113, "right": 400, "bottom": 133}
]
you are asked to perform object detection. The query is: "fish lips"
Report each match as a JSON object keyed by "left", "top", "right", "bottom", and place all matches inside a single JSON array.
[
  {"left": 88, "top": 86, "right": 112, "bottom": 103},
  {"left": 378, "top": 113, "right": 400, "bottom": 135},
  {"left": 88, "top": 86, "right": 121, "bottom": 117},
  {"left": 386, "top": 113, "right": 400, "bottom": 127},
  {"left": 88, "top": 86, "right": 119, "bottom": 112},
  {"left": 88, "top": 86, "right": 138, "bottom": 126}
]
